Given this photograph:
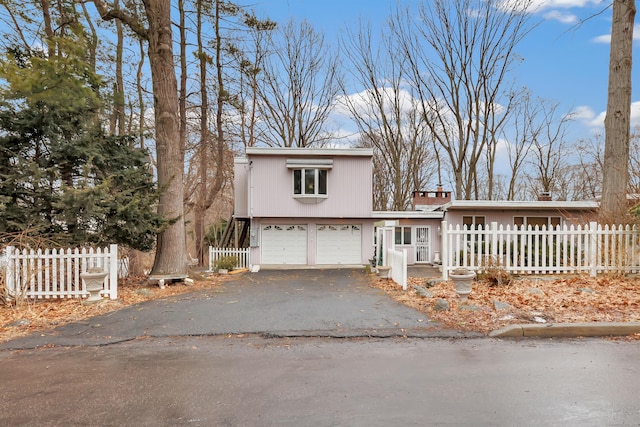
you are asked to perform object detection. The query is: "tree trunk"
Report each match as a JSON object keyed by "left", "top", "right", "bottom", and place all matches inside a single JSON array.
[
  {"left": 600, "top": 0, "right": 635, "bottom": 224},
  {"left": 145, "top": 0, "right": 187, "bottom": 276}
]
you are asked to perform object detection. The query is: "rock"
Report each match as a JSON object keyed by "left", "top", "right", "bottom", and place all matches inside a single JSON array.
[
  {"left": 434, "top": 298, "right": 450, "bottom": 311},
  {"left": 533, "top": 316, "right": 547, "bottom": 323},
  {"left": 578, "top": 287, "right": 595, "bottom": 294},
  {"left": 527, "top": 288, "right": 544, "bottom": 296},
  {"left": 460, "top": 304, "right": 480, "bottom": 311},
  {"left": 499, "top": 315, "right": 515, "bottom": 321},
  {"left": 493, "top": 300, "right": 512, "bottom": 311},
  {"left": 425, "top": 279, "right": 442, "bottom": 289},
  {"left": 412, "top": 285, "right": 433, "bottom": 298}
]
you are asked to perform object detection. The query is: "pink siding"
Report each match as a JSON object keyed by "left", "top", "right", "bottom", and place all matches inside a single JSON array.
[
  {"left": 249, "top": 155, "right": 372, "bottom": 218},
  {"left": 445, "top": 209, "right": 596, "bottom": 228},
  {"left": 234, "top": 159, "right": 249, "bottom": 217}
]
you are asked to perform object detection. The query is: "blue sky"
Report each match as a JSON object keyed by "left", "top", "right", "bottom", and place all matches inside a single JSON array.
[{"left": 240, "top": 0, "right": 638, "bottom": 143}]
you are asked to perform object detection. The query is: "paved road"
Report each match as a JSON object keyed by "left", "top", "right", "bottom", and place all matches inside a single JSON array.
[
  {"left": 2, "top": 269, "right": 639, "bottom": 425},
  {"left": 1, "top": 269, "right": 471, "bottom": 350},
  {"left": 1, "top": 336, "right": 639, "bottom": 426}
]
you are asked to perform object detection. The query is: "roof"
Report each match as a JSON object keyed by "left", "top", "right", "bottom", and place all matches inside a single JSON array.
[
  {"left": 441, "top": 200, "right": 599, "bottom": 211},
  {"left": 372, "top": 210, "right": 444, "bottom": 219},
  {"left": 245, "top": 147, "right": 374, "bottom": 157}
]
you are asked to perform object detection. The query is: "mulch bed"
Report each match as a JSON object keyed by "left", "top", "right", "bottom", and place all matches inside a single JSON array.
[{"left": 370, "top": 273, "right": 640, "bottom": 338}]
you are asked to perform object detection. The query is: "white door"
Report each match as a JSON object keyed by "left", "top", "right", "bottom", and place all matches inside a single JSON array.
[
  {"left": 261, "top": 225, "right": 307, "bottom": 264},
  {"left": 415, "top": 226, "right": 430, "bottom": 263},
  {"left": 316, "top": 224, "right": 362, "bottom": 264}
]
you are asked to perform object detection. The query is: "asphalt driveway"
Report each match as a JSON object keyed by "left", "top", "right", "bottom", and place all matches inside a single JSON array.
[{"left": 1, "top": 269, "right": 470, "bottom": 350}]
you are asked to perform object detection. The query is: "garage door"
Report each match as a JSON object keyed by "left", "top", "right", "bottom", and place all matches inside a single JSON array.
[
  {"left": 261, "top": 225, "right": 307, "bottom": 264},
  {"left": 316, "top": 224, "right": 362, "bottom": 264}
]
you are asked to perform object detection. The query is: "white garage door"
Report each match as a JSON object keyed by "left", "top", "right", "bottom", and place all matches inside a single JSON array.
[
  {"left": 316, "top": 224, "right": 362, "bottom": 264},
  {"left": 261, "top": 225, "right": 307, "bottom": 264}
]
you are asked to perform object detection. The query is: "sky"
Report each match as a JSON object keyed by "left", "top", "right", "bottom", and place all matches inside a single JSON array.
[{"left": 238, "top": 0, "right": 640, "bottom": 145}]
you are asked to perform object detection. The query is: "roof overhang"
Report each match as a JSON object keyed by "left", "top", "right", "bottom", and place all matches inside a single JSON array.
[
  {"left": 372, "top": 210, "right": 445, "bottom": 219},
  {"left": 245, "top": 147, "right": 373, "bottom": 157},
  {"left": 442, "top": 200, "right": 599, "bottom": 211}
]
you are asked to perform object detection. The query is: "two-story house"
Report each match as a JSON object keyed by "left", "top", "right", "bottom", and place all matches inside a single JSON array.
[
  {"left": 233, "top": 147, "right": 600, "bottom": 268},
  {"left": 234, "top": 147, "right": 376, "bottom": 266}
]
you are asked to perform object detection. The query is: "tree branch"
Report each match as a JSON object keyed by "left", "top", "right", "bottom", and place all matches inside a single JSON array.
[{"left": 88, "top": 0, "right": 149, "bottom": 39}]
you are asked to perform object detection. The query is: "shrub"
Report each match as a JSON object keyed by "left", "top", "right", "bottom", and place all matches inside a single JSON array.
[{"left": 214, "top": 255, "right": 238, "bottom": 271}]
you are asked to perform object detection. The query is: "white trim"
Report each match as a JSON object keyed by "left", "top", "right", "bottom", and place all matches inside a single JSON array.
[
  {"left": 442, "top": 200, "right": 599, "bottom": 211},
  {"left": 286, "top": 158, "right": 334, "bottom": 169},
  {"left": 246, "top": 147, "right": 373, "bottom": 157}
]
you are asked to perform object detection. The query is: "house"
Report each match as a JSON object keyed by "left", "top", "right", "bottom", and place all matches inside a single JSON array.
[
  {"left": 234, "top": 147, "right": 376, "bottom": 266},
  {"left": 373, "top": 193, "right": 599, "bottom": 266},
  {"left": 233, "top": 147, "right": 600, "bottom": 268}
]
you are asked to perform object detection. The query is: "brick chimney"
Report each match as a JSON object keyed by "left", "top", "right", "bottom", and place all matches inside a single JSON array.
[
  {"left": 538, "top": 192, "right": 552, "bottom": 202},
  {"left": 412, "top": 186, "right": 452, "bottom": 210}
]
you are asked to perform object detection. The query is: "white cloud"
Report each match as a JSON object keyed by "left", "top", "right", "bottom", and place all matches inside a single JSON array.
[
  {"left": 531, "top": 0, "right": 605, "bottom": 9},
  {"left": 592, "top": 34, "right": 611, "bottom": 44},
  {"left": 543, "top": 10, "right": 578, "bottom": 23},
  {"left": 573, "top": 102, "right": 640, "bottom": 130}
]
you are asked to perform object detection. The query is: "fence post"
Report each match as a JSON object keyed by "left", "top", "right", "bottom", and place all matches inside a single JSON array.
[
  {"left": 402, "top": 248, "right": 407, "bottom": 291},
  {"left": 109, "top": 244, "right": 118, "bottom": 299},
  {"left": 441, "top": 221, "right": 448, "bottom": 280},
  {"left": 589, "top": 221, "right": 598, "bottom": 277},
  {"left": 208, "top": 246, "right": 213, "bottom": 271},
  {"left": 491, "top": 222, "right": 498, "bottom": 260},
  {"left": 5, "top": 246, "right": 15, "bottom": 298}
]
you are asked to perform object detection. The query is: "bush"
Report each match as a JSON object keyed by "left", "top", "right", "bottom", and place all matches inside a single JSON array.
[
  {"left": 214, "top": 255, "right": 238, "bottom": 271},
  {"left": 477, "top": 257, "right": 513, "bottom": 287}
]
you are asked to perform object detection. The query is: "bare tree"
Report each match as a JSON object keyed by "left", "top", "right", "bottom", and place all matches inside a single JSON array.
[
  {"left": 258, "top": 19, "right": 341, "bottom": 147},
  {"left": 342, "top": 23, "right": 436, "bottom": 210},
  {"left": 91, "top": 0, "right": 187, "bottom": 276},
  {"left": 394, "top": 0, "right": 533, "bottom": 200},
  {"left": 526, "top": 100, "right": 575, "bottom": 200},
  {"left": 501, "top": 90, "right": 538, "bottom": 200},
  {"left": 600, "top": 0, "right": 635, "bottom": 223}
]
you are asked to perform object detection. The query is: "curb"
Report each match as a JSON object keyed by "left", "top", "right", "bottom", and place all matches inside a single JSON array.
[{"left": 489, "top": 322, "right": 640, "bottom": 338}]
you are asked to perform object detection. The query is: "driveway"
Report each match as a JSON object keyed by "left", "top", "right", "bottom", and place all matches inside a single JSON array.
[{"left": 0, "top": 269, "right": 471, "bottom": 350}]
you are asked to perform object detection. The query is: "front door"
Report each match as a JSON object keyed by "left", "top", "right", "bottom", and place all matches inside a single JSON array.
[{"left": 415, "top": 226, "right": 430, "bottom": 263}]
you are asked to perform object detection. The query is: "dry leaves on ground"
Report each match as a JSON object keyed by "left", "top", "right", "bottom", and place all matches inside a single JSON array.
[
  {"left": 371, "top": 273, "right": 640, "bottom": 337},
  {"left": 0, "top": 273, "right": 231, "bottom": 343}
]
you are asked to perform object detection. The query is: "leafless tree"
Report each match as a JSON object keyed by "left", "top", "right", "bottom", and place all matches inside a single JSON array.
[
  {"left": 600, "top": 0, "right": 635, "bottom": 223},
  {"left": 92, "top": 0, "right": 187, "bottom": 276},
  {"left": 525, "top": 100, "right": 575, "bottom": 200},
  {"left": 258, "top": 19, "right": 341, "bottom": 147},
  {"left": 393, "top": 0, "right": 533, "bottom": 200},
  {"left": 342, "top": 23, "right": 436, "bottom": 210},
  {"left": 501, "top": 90, "right": 538, "bottom": 200}
]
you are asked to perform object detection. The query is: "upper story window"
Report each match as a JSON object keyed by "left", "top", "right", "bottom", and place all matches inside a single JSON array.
[
  {"left": 293, "top": 169, "right": 327, "bottom": 196},
  {"left": 286, "top": 158, "right": 332, "bottom": 200}
]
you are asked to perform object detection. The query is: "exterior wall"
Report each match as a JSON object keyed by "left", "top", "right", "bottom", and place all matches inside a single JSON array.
[
  {"left": 250, "top": 217, "right": 375, "bottom": 266},
  {"left": 234, "top": 158, "right": 249, "bottom": 217},
  {"left": 395, "top": 218, "right": 443, "bottom": 265},
  {"left": 248, "top": 154, "right": 372, "bottom": 218},
  {"left": 444, "top": 209, "right": 597, "bottom": 228}
]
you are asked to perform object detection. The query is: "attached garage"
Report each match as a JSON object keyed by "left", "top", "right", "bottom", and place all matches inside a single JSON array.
[
  {"left": 261, "top": 224, "right": 307, "bottom": 264},
  {"left": 316, "top": 224, "right": 362, "bottom": 264}
]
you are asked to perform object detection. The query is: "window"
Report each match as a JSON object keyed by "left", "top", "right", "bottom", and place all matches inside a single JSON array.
[
  {"left": 514, "top": 216, "right": 561, "bottom": 229},
  {"left": 463, "top": 216, "right": 485, "bottom": 242},
  {"left": 462, "top": 216, "right": 485, "bottom": 229},
  {"left": 293, "top": 169, "right": 327, "bottom": 196},
  {"left": 395, "top": 226, "right": 412, "bottom": 245}
]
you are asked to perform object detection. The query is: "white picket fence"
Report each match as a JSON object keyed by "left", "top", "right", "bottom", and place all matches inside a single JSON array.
[
  {"left": 441, "top": 221, "right": 640, "bottom": 279},
  {"left": 4, "top": 244, "right": 118, "bottom": 300},
  {"left": 387, "top": 247, "right": 408, "bottom": 290},
  {"left": 209, "top": 247, "right": 251, "bottom": 271}
]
